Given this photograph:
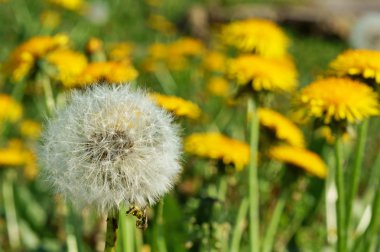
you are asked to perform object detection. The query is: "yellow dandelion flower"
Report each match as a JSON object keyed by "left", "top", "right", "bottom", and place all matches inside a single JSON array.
[
  {"left": 329, "top": 49, "right": 380, "bottom": 84},
  {"left": 316, "top": 126, "right": 351, "bottom": 145},
  {"left": 145, "top": 0, "right": 162, "bottom": 7},
  {"left": 0, "top": 140, "right": 28, "bottom": 167},
  {"left": 165, "top": 38, "right": 204, "bottom": 70},
  {"left": 76, "top": 61, "right": 138, "bottom": 86},
  {"left": 0, "top": 140, "right": 38, "bottom": 178},
  {"left": 148, "top": 42, "right": 168, "bottom": 60},
  {"left": 20, "top": 120, "right": 42, "bottom": 140},
  {"left": 86, "top": 37, "right": 103, "bottom": 54},
  {"left": 207, "top": 77, "right": 230, "bottom": 97},
  {"left": 259, "top": 108, "right": 305, "bottom": 148},
  {"left": 169, "top": 37, "right": 204, "bottom": 57},
  {"left": 143, "top": 38, "right": 204, "bottom": 72},
  {"left": 297, "top": 77, "right": 379, "bottom": 124},
  {"left": 40, "top": 10, "right": 61, "bottom": 29},
  {"left": 108, "top": 42, "right": 134, "bottom": 61},
  {"left": 46, "top": 49, "right": 88, "bottom": 87},
  {"left": 227, "top": 55, "right": 298, "bottom": 92},
  {"left": 6, "top": 34, "right": 69, "bottom": 82},
  {"left": 148, "top": 14, "right": 177, "bottom": 35},
  {"left": 0, "top": 94, "right": 22, "bottom": 122},
  {"left": 221, "top": 19, "right": 289, "bottom": 57},
  {"left": 269, "top": 145, "right": 327, "bottom": 178},
  {"left": 24, "top": 150, "right": 38, "bottom": 179},
  {"left": 48, "top": 0, "right": 84, "bottom": 11},
  {"left": 184, "top": 132, "right": 249, "bottom": 170},
  {"left": 203, "top": 51, "right": 226, "bottom": 73},
  {"left": 150, "top": 93, "right": 201, "bottom": 119}
]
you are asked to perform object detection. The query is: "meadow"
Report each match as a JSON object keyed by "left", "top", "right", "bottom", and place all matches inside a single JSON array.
[{"left": 0, "top": 0, "right": 380, "bottom": 252}]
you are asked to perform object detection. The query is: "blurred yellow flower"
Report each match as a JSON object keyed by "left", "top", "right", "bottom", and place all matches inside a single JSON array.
[
  {"left": 148, "top": 14, "right": 177, "bottom": 35},
  {"left": 0, "top": 140, "right": 26, "bottom": 166},
  {"left": 166, "top": 38, "right": 204, "bottom": 70},
  {"left": 221, "top": 19, "right": 289, "bottom": 58},
  {"left": 6, "top": 34, "right": 69, "bottom": 82},
  {"left": 145, "top": 0, "right": 162, "bottom": 7},
  {"left": 150, "top": 93, "right": 201, "bottom": 119},
  {"left": 227, "top": 55, "right": 298, "bottom": 92},
  {"left": 170, "top": 37, "right": 204, "bottom": 57},
  {"left": 184, "top": 132, "right": 249, "bottom": 170},
  {"left": 48, "top": 0, "right": 84, "bottom": 11},
  {"left": 143, "top": 38, "right": 204, "bottom": 71},
  {"left": 76, "top": 61, "right": 138, "bottom": 86},
  {"left": 297, "top": 77, "right": 379, "bottom": 124},
  {"left": 203, "top": 51, "right": 226, "bottom": 73},
  {"left": 269, "top": 145, "right": 327, "bottom": 178},
  {"left": 329, "top": 49, "right": 380, "bottom": 84},
  {"left": 24, "top": 150, "right": 38, "bottom": 179},
  {"left": 108, "top": 42, "right": 134, "bottom": 61},
  {"left": 20, "top": 120, "right": 42, "bottom": 140},
  {"left": 0, "top": 140, "right": 26, "bottom": 162},
  {"left": 147, "top": 43, "right": 167, "bottom": 60},
  {"left": 259, "top": 108, "right": 305, "bottom": 148},
  {"left": 0, "top": 94, "right": 22, "bottom": 122},
  {"left": 0, "top": 140, "right": 38, "bottom": 179},
  {"left": 46, "top": 49, "right": 88, "bottom": 87},
  {"left": 40, "top": 10, "right": 61, "bottom": 29},
  {"left": 86, "top": 37, "right": 103, "bottom": 54},
  {"left": 316, "top": 126, "right": 350, "bottom": 145},
  {"left": 207, "top": 77, "right": 229, "bottom": 97}
]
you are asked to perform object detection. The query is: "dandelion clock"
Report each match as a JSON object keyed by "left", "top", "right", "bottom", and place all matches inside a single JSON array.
[{"left": 39, "top": 84, "right": 182, "bottom": 250}]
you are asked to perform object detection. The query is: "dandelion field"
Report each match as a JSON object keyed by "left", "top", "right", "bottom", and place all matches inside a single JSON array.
[{"left": 1, "top": 0, "right": 380, "bottom": 252}]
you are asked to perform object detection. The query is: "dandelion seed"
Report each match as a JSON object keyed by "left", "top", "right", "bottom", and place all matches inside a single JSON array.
[{"left": 39, "top": 84, "right": 182, "bottom": 214}]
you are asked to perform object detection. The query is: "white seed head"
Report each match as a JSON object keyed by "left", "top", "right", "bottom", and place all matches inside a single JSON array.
[{"left": 39, "top": 84, "right": 182, "bottom": 213}]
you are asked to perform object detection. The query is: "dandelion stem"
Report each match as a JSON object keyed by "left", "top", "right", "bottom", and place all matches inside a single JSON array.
[
  {"left": 346, "top": 119, "right": 368, "bottom": 230},
  {"left": 11, "top": 80, "right": 27, "bottom": 102},
  {"left": 154, "top": 63, "right": 177, "bottom": 95},
  {"left": 247, "top": 97, "right": 260, "bottom": 252},
  {"left": 40, "top": 73, "right": 56, "bottom": 114},
  {"left": 119, "top": 205, "right": 134, "bottom": 252},
  {"left": 230, "top": 198, "right": 249, "bottom": 252},
  {"left": 359, "top": 188, "right": 380, "bottom": 252},
  {"left": 154, "top": 200, "right": 167, "bottom": 252},
  {"left": 353, "top": 163, "right": 380, "bottom": 251},
  {"left": 2, "top": 170, "right": 20, "bottom": 250},
  {"left": 65, "top": 204, "right": 80, "bottom": 252},
  {"left": 135, "top": 227, "right": 143, "bottom": 252},
  {"left": 104, "top": 212, "right": 119, "bottom": 252},
  {"left": 262, "top": 187, "right": 288, "bottom": 252},
  {"left": 334, "top": 132, "right": 347, "bottom": 252}
]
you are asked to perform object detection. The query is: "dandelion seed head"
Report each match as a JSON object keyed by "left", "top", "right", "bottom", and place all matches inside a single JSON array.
[{"left": 40, "top": 84, "right": 182, "bottom": 213}]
